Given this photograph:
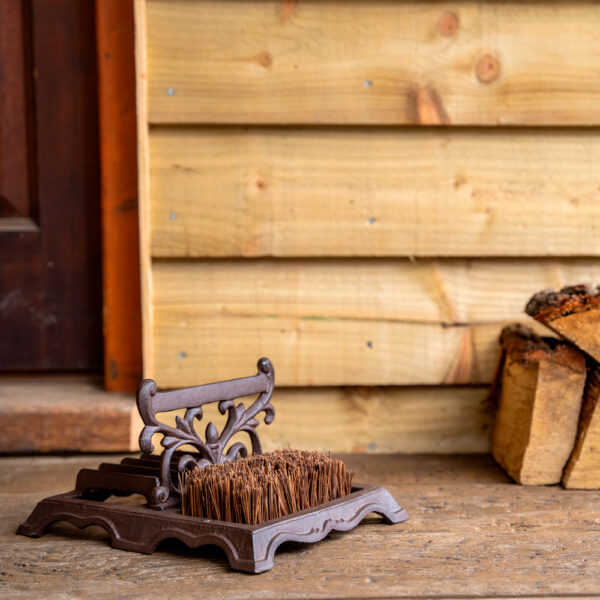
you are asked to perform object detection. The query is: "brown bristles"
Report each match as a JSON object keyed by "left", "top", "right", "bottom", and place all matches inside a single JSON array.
[{"left": 179, "top": 450, "right": 354, "bottom": 524}]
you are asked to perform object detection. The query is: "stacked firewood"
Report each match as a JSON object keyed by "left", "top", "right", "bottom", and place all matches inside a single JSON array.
[{"left": 491, "top": 285, "right": 600, "bottom": 488}]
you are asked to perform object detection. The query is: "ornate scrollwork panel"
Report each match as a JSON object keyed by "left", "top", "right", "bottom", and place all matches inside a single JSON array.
[{"left": 136, "top": 358, "right": 275, "bottom": 509}]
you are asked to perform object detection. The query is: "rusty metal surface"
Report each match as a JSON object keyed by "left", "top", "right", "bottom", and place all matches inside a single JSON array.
[
  {"left": 136, "top": 357, "right": 275, "bottom": 508},
  {"left": 17, "top": 484, "right": 407, "bottom": 573},
  {"left": 17, "top": 357, "right": 408, "bottom": 572}
]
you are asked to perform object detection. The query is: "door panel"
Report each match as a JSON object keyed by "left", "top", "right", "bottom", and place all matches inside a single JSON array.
[
  {"left": 0, "top": 0, "right": 35, "bottom": 227},
  {"left": 0, "top": 0, "right": 102, "bottom": 370}
]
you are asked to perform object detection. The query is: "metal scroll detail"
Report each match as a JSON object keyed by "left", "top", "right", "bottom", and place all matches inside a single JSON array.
[{"left": 136, "top": 358, "right": 275, "bottom": 509}]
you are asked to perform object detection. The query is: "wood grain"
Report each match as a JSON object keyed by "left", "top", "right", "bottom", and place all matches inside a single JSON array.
[
  {"left": 4, "top": 454, "right": 600, "bottom": 598},
  {"left": 96, "top": 0, "right": 143, "bottom": 392},
  {"left": 150, "top": 258, "right": 597, "bottom": 386},
  {"left": 0, "top": 0, "right": 103, "bottom": 371},
  {"left": 0, "top": 0, "right": 33, "bottom": 219},
  {"left": 563, "top": 369, "right": 600, "bottom": 489},
  {"left": 265, "top": 386, "right": 492, "bottom": 453},
  {"left": 149, "top": 128, "right": 600, "bottom": 257},
  {"left": 492, "top": 343, "right": 586, "bottom": 485},
  {"left": 153, "top": 311, "right": 515, "bottom": 387},
  {"left": 145, "top": 0, "right": 600, "bottom": 125},
  {"left": 134, "top": 0, "right": 155, "bottom": 379},
  {"left": 153, "top": 258, "right": 600, "bottom": 324},
  {"left": 0, "top": 376, "right": 490, "bottom": 454},
  {"left": 0, "top": 376, "right": 141, "bottom": 453},
  {"left": 544, "top": 308, "right": 600, "bottom": 364},
  {"left": 158, "top": 386, "right": 493, "bottom": 455}
]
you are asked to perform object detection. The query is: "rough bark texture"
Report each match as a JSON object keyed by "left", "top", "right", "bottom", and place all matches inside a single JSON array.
[{"left": 526, "top": 284, "right": 600, "bottom": 362}]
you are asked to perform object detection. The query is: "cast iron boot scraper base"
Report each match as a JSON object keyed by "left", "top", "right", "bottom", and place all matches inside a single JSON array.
[{"left": 18, "top": 358, "right": 408, "bottom": 573}]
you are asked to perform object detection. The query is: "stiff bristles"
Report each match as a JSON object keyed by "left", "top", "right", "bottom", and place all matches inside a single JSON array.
[{"left": 179, "top": 450, "right": 353, "bottom": 524}]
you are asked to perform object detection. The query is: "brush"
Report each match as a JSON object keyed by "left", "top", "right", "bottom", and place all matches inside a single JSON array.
[{"left": 179, "top": 449, "right": 354, "bottom": 524}]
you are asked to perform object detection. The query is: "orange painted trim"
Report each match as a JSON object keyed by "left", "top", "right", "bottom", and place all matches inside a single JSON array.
[{"left": 96, "top": 0, "right": 143, "bottom": 392}]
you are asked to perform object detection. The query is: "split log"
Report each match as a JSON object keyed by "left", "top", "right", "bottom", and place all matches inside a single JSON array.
[
  {"left": 492, "top": 325, "right": 586, "bottom": 485},
  {"left": 562, "top": 366, "right": 600, "bottom": 489},
  {"left": 526, "top": 285, "right": 600, "bottom": 363}
]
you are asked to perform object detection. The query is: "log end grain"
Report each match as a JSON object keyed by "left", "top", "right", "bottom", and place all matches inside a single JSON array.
[
  {"left": 563, "top": 366, "right": 600, "bottom": 489},
  {"left": 492, "top": 324, "right": 586, "bottom": 485}
]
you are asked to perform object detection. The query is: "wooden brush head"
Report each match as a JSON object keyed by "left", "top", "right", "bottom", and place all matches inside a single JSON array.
[{"left": 180, "top": 449, "right": 353, "bottom": 524}]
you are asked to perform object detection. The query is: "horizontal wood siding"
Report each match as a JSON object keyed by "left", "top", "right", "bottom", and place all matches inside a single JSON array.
[
  {"left": 159, "top": 387, "right": 493, "bottom": 454},
  {"left": 153, "top": 259, "right": 600, "bottom": 386},
  {"left": 146, "top": 0, "right": 600, "bottom": 125},
  {"left": 260, "top": 387, "right": 492, "bottom": 454},
  {"left": 153, "top": 259, "right": 600, "bottom": 324},
  {"left": 150, "top": 128, "right": 600, "bottom": 257},
  {"left": 137, "top": 0, "right": 600, "bottom": 452},
  {"left": 154, "top": 314, "right": 512, "bottom": 387}
]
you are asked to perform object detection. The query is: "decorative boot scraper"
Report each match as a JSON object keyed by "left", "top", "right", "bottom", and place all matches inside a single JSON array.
[{"left": 18, "top": 358, "right": 408, "bottom": 573}]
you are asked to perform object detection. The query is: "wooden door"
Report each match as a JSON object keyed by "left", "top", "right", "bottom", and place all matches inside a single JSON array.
[{"left": 0, "top": 0, "right": 102, "bottom": 370}]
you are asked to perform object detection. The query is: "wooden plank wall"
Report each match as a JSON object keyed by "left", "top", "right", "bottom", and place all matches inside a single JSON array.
[{"left": 135, "top": 0, "right": 600, "bottom": 454}]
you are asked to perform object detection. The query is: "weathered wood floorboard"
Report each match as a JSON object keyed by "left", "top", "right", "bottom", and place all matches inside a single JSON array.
[
  {"left": 2, "top": 454, "right": 600, "bottom": 599},
  {"left": 0, "top": 376, "right": 141, "bottom": 453}
]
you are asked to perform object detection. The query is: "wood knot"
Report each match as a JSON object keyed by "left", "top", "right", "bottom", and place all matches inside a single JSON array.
[
  {"left": 280, "top": 0, "right": 295, "bottom": 21},
  {"left": 436, "top": 11, "right": 459, "bottom": 37},
  {"left": 255, "top": 179, "right": 267, "bottom": 191},
  {"left": 454, "top": 174, "right": 467, "bottom": 189},
  {"left": 257, "top": 51, "right": 272, "bottom": 68},
  {"left": 407, "top": 86, "right": 450, "bottom": 125},
  {"left": 476, "top": 53, "right": 501, "bottom": 84}
]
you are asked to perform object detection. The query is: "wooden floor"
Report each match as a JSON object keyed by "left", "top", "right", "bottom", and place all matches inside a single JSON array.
[{"left": 1, "top": 453, "right": 599, "bottom": 599}]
